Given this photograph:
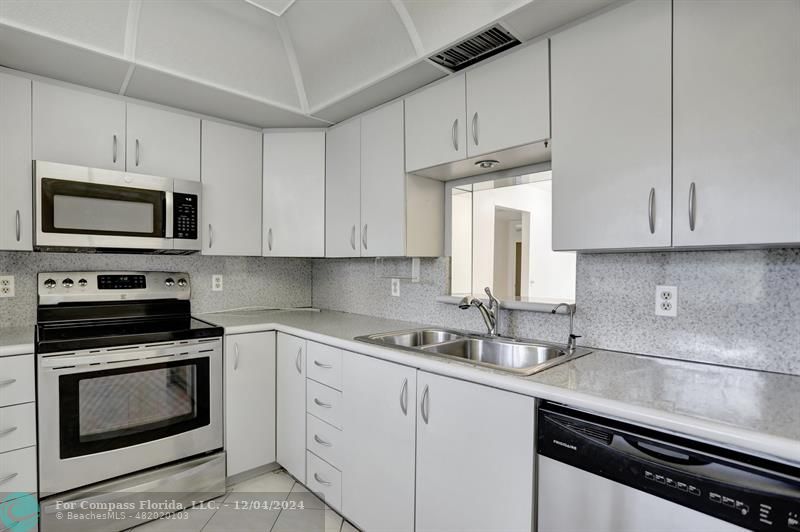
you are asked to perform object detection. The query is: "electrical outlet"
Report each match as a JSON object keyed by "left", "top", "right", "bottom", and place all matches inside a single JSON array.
[
  {"left": 212, "top": 274, "right": 223, "bottom": 292},
  {"left": 0, "top": 276, "right": 14, "bottom": 298},
  {"left": 655, "top": 285, "right": 677, "bottom": 317},
  {"left": 391, "top": 278, "right": 400, "bottom": 297}
]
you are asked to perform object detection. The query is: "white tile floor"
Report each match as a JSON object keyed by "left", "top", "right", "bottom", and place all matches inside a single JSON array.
[{"left": 131, "top": 469, "right": 358, "bottom": 532}]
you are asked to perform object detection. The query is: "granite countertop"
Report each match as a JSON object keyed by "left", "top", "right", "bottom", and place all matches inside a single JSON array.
[
  {"left": 198, "top": 308, "right": 800, "bottom": 466},
  {"left": 0, "top": 325, "right": 35, "bottom": 356}
]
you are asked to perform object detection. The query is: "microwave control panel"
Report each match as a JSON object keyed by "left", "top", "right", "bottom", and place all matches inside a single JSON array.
[{"left": 173, "top": 193, "right": 198, "bottom": 240}]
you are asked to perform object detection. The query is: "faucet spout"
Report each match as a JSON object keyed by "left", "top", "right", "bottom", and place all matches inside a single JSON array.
[
  {"left": 459, "top": 287, "right": 501, "bottom": 336},
  {"left": 551, "top": 303, "right": 580, "bottom": 351}
]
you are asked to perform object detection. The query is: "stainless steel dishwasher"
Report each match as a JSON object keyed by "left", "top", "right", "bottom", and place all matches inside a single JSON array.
[{"left": 537, "top": 402, "right": 800, "bottom": 532}]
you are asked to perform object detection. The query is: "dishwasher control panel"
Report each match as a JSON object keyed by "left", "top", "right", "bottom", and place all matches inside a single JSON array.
[{"left": 538, "top": 403, "right": 800, "bottom": 532}]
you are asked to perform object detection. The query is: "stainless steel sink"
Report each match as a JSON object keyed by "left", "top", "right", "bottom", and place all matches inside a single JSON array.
[{"left": 356, "top": 328, "right": 590, "bottom": 376}]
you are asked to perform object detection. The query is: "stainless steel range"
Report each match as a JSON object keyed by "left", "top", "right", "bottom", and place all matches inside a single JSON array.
[{"left": 35, "top": 271, "right": 225, "bottom": 532}]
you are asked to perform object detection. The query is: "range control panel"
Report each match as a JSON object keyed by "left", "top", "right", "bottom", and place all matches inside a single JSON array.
[
  {"left": 173, "top": 193, "right": 198, "bottom": 240},
  {"left": 38, "top": 272, "right": 191, "bottom": 305},
  {"left": 98, "top": 274, "right": 146, "bottom": 290}
]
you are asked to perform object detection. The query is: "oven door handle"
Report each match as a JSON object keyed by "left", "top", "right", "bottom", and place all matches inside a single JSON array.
[
  {"left": 39, "top": 346, "right": 214, "bottom": 370},
  {"left": 165, "top": 190, "right": 174, "bottom": 239}
]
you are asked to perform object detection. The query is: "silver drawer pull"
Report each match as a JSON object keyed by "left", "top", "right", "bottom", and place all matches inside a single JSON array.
[
  {"left": 0, "top": 426, "right": 18, "bottom": 437},
  {"left": 313, "top": 398, "right": 332, "bottom": 409},
  {"left": 313, "top": 434, "right": 332, "bottom": 447},
  {"left": 648, "top": 187, "right": 656, "bottom": 234},
  {"left": 295, "top": 347, "right": 303, "bottom": 374},
  {"left": 421, "top": 385, "right": 430, "bottom": 424},
  {"left": 112, "top": 134, "right": 118, "bottom": 163},
  {"left": 399, "top": 378, "right": 408, "bottom": 415},
  {"left": 15, "top": 210, "right": 20, "bottom": 242},
  {"left": 688, "top": 182, "right": 697, "bottom": 232},
  {"left": 350, "top": 225, "right": 356, "bottom": 250},
  {"left": 0, "top": 472, "right": 18, "bottom": 485},
  {"left": 451, "top": 118, "right": 459, "bottom": 151},
  {"left": 0, "top": 379, "right": 16, "bottom": 387},
  {"left": 313, "top": 360, "right": 333, "bottom": 369},
  {"left": 313, "top": 473, "right": 332, "bottom": 486}
]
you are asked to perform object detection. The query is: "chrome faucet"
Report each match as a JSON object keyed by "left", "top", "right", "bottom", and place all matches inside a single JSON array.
[
  {"left": 459, "top": 287, "right": 501, "bottom": 336},
  {"left": 551, "top": 303, "right": 580, "bottom": 352}
]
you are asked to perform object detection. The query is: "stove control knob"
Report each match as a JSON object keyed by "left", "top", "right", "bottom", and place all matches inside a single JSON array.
[
  {"left": 44, "top": 278, "right": 56, "bottom": 289},
  {"left": 177, "top": 278, "right": 188, "bottom": 287},
  {"left": 62, "top": 278, "right": 74, "bottom": 288},
  {"left": 164, "top": 278, "right": 175, "bottom": 287},
  {"left": 78, "top": 278, "right": 88, "bottom": 287}
]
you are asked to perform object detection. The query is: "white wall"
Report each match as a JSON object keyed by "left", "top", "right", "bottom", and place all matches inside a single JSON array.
[{"left": 450, "top": 190, "right": 472, "bottom": 294}]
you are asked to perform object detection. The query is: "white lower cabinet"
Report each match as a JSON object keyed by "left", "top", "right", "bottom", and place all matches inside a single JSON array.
[
  {"left": 0, "top": 354, "right": 37, "bottom": 509},
  {"left": 224, "top": 332, "right": 276, "bottom": 477},
  {"left": 415, "top": 371, "right": 536, "bottom": 532},
  {"left": 341, "top": 352, "right": 417, "bottom": 532},
  {"left": 276, "top": 333, "right": 306, "bottom": 482}
]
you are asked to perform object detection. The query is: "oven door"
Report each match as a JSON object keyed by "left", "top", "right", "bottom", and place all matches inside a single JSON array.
[
  {"left": 37, "top": 339, "right": 223, "bottom": 495},
  {"left": 34, "top": 160, "right": 174, "bottom": 251}
]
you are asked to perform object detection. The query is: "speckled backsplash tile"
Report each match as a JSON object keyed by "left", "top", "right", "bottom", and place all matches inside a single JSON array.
[
  {"left": 0, "top": 252, "right": 312, "bottom": 327},
  {"left": 312, "top": 249, "right": 800, "bottom": 375}
]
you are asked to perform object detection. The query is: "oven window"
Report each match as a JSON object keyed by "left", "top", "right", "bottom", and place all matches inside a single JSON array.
[{"left": 59, "top": 359, "right": 210, "bottom": 459}]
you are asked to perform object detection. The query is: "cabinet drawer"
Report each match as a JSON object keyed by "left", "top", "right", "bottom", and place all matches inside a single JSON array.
[
  {"left": 306, "top": 380, "right": 342, "bottom": 429},
  {"left": 306, "top": 451, "right": 341, "bottom": 511},
  {"left": 0, "top": 446, "right": 37, "bottom": 496},
  {"left": 306, "top": 342, "right": 342, "bottom": 391},
  {"left": 306, "top": 414, "right": 342, "bottom": 470},
  {"left": 0, "top": 403, "right": 36, "bottom": 454},
  {"left": 0, "top": 355, "right": 34, "bottom": 407}
]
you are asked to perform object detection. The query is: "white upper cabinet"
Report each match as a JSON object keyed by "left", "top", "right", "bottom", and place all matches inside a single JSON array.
[
  {"left": 201, "top": 120, "right": 262, "bottom": 256},
  {"left": 360, "top": 101, "right": 406, "bottom": 257},
  {"left": 551, "top": 0, "right": 673, "bottom": 251},
  {"left": 405, "top": 74, "right": 467, "bottom": 173},
  {"left": 672, "top": 0, "right": 800, "bottom": 247},
  {"left": 342, "top": 352, "right": 416, "bottom": 532},
  {"left": 325, "top": 119, "right": 361, "bottom": 257},
  {"left": 263, "top": 130, "right": 326, "bottom": 257},
  {"left": 33, "top": 82, "right": 126, "bottom": 171},
  {"left": 466, "top": 40, "right": 550, "bottom": 158},
  {"left": 224, "top": 332, "right": 276, "bottom": 477},
  {"left": 125, "top": 103, "right": 200, "bottom": 181},
  {"left": 0, "top": 73, "right": 32, "bottom": 251},
  {"left": 415, "top": 371, "right": 535, "bottom": 532}
]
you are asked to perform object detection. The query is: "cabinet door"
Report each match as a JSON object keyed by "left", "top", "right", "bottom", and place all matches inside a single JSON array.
[
  {"left": 551, "top": 0, "right": 672, "bottom": 250},
  {"left": 126, "top": 103, "right": 200, "bottom": 181},
  {"left": 360, "top": 101, "right": 406, "bottom": 257},
  {"left": 201, "top": 121, "right": 262, "bottom": 256},
  {"left": 0, "top": 74, "right": 32, "bottom": 251},
  {"left": 325, "top": 120, "right": 361, "bottom": 257},
  {"left": 276, "top": 333, "right": 306, "bottom": 482},
  {"left": 33, "top": 82, "right": 126, "bottom": 170},
  {"left": 416, "top": 371, "right": 535, "bottom": 532},
  {"left": 673, "top": 0, "right": 800, "bottom": 247},
  {"left": 342, "top": 352, "right": 416, "bottom": 532},
  {"left": 466, "top": 40, "right": 550, "bottom": 158},
  {"left": 263, "top": 130, "right": 325, "bottom": 257},
  {"left": 224, "top": 332, "right": 276, "bottom": 477},
  {"left": 405, "top": 74, "right": 466, "bottom": 172}
]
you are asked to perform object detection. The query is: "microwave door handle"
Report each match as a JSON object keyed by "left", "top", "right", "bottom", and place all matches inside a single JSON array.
[{"left": 165, "top": 191, "right": 174, "bottom": 238}]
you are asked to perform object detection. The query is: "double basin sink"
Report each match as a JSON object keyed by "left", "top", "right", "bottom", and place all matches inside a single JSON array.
[{"left": 356, "top": 328, "right": 591, "bottom": 376}]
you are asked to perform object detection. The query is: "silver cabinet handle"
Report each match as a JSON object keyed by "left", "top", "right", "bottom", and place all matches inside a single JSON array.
[
  {"left": 362, "top": 224, "right": 368, "bottom": 250},
  {"left": 135, "top": 138, "right": 140, "bottom": 166},
  {"left": 688, "top": 182, "right": 696, "bottom": 232},
  {"left": 451, "top": 119, "right": 459, "bottom": 151},
  {"left": 0, "top": 379, "right": 16, "bottom": 387},
  {"left": 233, "top": 343, "right": 240, "bottom": 371},
  {"left": 421, "top": 384, "right": 430, "bottom": 424},
  {"left": 267, "top": 228, "right": 273, "bottom": 251},
  {"left": 15, "top": 210, "right": 20, "bottom": 242},
  {"left": 314, "top": 398, "right": 332, "bottom": 409},
  {"left": 648, "top": 187, "right": 656, "bottom": 235},
  {"left": 0, "top": 472, "right": 18, "bottom": 485},
  {"left": 471, "top": 112, "right": 479, "bottom": 146},
  {"left": 350, "top": 225, "right": 356, "bottom": 250},
  {"left": 112, "top": 134, "right": 118, "bottom": 163},
  {"left": 295, "top": 347, "right": 302, "bottom": 374},
  {"left": 208, "top": 224, "right": 213, "bottom": 248},
  {"left": 313, "top": 473, "right": 332, "bottom": 486},
  {"left": 0, "top": 426, "right": 18, "bottom": 437},
  {"left": 313, "top": 434, "right": 332, "bottom": 447},
  {"left": 313, "top": 360, "right": 333, "bottom": 369},
  {"left": 399, "top": 378, "right": 408, "bottom": 416}
]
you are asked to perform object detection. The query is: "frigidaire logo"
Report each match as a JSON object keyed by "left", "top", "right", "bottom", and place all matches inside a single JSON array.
[{"left": 553, "top": 439, "right": 578, "bottom": 451}]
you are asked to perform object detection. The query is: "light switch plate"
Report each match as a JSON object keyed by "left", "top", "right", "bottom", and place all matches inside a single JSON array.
[
  {"left": 212, "top": 274, "right": 223, "bottom": 292},
  {"left": 0, "top": 276, "right": 14, "bottom": 298},
  {"left": 655, "top": 285, "right": 677, "bottom": 317}
]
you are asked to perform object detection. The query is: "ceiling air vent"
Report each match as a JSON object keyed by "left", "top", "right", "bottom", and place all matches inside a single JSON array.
[{"left": 428, "top": 25, "right": 521, "bottom": 72}]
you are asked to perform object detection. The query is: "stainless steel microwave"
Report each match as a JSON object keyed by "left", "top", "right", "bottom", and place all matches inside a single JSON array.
[{"left": 34, "top": 161, "right": 201, "bottom": 253}]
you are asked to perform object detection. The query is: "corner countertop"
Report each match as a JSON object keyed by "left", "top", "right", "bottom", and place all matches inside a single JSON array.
[
  {"left": 0, "top": 325, "right": 35, "bottom": 357},
  {"left": 197, "top": 308, "right": 800, "bottom": 467}
]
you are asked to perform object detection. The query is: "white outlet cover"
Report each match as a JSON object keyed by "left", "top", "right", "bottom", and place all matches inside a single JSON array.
[
  {"left": 655, "top": 285, "right": 677, "bottom": 317},
  {"left": 212, "top": 274, "right": 224, "bottom": 292},
  {"left": 391, "top": 278, "right": 400, "bottom": 297},
  {"left": 0, "top": 275, "right": 15, "bottom": 298}
]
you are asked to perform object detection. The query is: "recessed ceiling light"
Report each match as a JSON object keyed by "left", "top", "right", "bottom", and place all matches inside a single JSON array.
[{"left": 475, "top": 159, "right": 500, "bottom": 169}]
